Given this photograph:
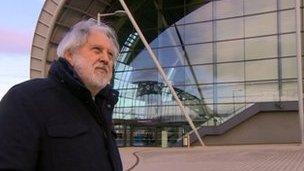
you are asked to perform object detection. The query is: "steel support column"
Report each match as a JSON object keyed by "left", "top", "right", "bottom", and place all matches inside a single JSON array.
[{"left": 295, "top": 0, "right": 304, "bottom": 144}]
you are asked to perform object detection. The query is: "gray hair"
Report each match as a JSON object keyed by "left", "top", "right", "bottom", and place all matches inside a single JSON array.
[{"left": 56, "top": 18, "right": 119, "bottom": 61}]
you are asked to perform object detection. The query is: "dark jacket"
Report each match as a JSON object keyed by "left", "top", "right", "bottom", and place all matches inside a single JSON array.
[{"left": 0, "top": 58, "right": 122, "bottom": 171}]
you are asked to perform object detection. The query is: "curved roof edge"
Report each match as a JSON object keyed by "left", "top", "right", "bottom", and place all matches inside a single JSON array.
[{"left": 30, "top": 0, "right": 66, "bottom": 78}]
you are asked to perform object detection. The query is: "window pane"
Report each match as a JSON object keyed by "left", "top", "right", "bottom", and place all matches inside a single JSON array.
[
  {"left": 282, "top": 80, "right": 297, "bottom": 101},
  {"left": 215, "top": 0, "right": 243, "bottom": 19},
  {"left": 217, "top": 83, "right": 245, "bottom": 103},
  {"left": 199, "top": 85, "right": 214, "bottom": 104},
  {"left": 217, "top": 62, "right": 244, "bottom": 82},
  {"left": 113, "top": 78, "right": 136, "bottom": 89},
  {"left": 282, "top": 57, "right": 297, "bottom": 79},
  {"left": 117, "top": 97, "right": 135, "bottom": 107},
  {"left": 279, "top": 10, "right": 295, "bottom": 33},
  {"left": 119, "top": 89, "right": 136, "bottom": 99},
  {"left": 115, "top": 71, "right": 132, "bottom": 83},
  {"left": 217, "top": 40, "right": 244, "bottom": 62},
  {"left": 130, "top": 50, "right": 156, "bottom": 69},
  {"left": 128, "top": 69, "right": 161, "bottom": 83},
  {"left": 177, "top": 2, "right": 212, "bottom": 24},
  {"left": 245, "top": 13, "right": 277, "bottom": 37},
  {"left": 245, "top": 59, "right": 278, "bottom": 81},
  {"left": 185, "top": 43, "right": 213, "bottom": 64},
  {"left": 193, "top": 65, "right": 213, "bottom": 84},
  {"left": 156, "top": 47, "right": 184, "bottom": 67},
  {"left": 279, "top": 0, "right": 295, "bottom": 9},
  {"left": 246, "top": 81, "right": 279, "bottom": 102},
  {"left": 155, "top": 106, "right": 182, "bottom": 119},
  {"left": 244, "top": 0, "right": 276, "bottom": 14},
  {"left": 166, "top": 67, "right": 195, "bottom": 85},
  {"left": 281, "top": 33, "right": 296, "bottom": 56},
  {"left": 178, "top": 22, "right": 213, "bottom": 44},
  {"left": 150, "top": 27, "right": 181, "bottom": 48},
  {"left": 216, "top": 18, "right": 243, "bottom": 40},
  {"left": 245, "top": 36, "right": 278, "bottom": 60},
  {"left": 174, "top": 85, "right": 201, "bottom": 100},
  {"left": 217, "top": 104, "right": 235, "bottom": 116}
]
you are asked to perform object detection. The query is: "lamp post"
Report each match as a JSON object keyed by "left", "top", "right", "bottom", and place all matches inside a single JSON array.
[{"left": 97, "top": 10, "right": 127, "bottom": 25}]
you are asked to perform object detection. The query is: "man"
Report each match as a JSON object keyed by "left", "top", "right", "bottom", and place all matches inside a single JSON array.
[{"left": 0, "top": 19, "right": 122, "bottom": 171}]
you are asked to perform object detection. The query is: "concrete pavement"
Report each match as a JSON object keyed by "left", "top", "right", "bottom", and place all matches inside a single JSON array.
[{"left": 119, "top": 144, "right": 304, "bottom": 171}]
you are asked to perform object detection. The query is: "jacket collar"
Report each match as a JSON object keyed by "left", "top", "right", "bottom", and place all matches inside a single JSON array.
[{"left": 48, "top": 57, "right": 119, "bottom": 105}]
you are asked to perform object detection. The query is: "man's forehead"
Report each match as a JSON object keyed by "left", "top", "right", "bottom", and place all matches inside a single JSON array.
[
  {"left": 88, "top": 32, "right": 114, "bottom": 46},
  {"left": 87, "top": 28, "right": 118, "bottom": 56},
  {"left": 88, "top": 42, "right": 115, "bottom": 51}
]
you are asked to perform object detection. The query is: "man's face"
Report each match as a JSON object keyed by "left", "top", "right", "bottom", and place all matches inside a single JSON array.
[{"left": 66, "top": 29, "right": 115, "bottom": 94}]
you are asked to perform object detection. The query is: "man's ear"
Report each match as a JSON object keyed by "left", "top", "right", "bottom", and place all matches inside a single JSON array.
[{"left": 64, "top": 50, "right": 74, "bottom": 66}]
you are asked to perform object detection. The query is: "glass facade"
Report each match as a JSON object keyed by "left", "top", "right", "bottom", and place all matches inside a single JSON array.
[{"left": 113, "top": 0, "right": 299, "bottom": 146}]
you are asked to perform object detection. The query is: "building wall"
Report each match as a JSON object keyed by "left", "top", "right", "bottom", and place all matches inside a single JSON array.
[
  {"left": 112, "top": 0, "right": 300, "bottom": 146},
  {"left": 193, "top": 111, "right": 300, "bottom": 146},
  {"left": 113, "top": 0, "right": 299, "bottom": 124}
]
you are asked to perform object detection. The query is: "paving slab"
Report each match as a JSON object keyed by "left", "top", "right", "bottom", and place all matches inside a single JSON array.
[{"left": 120, "top": 144, "right": 304, "bottom": 171}]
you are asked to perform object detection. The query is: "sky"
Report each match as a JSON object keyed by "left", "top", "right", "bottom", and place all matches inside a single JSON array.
[{"left": 0, "top": 1, "right": 44, "bottom": 99}]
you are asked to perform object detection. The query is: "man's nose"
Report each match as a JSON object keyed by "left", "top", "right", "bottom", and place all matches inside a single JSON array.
[{"left": 99, "top": 51, "right": 111, "bottom": 65}]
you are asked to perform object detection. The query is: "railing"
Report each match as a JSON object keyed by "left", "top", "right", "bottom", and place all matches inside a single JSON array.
[{"left": 176, "top": 103, "right": 255, "bottom": 144}]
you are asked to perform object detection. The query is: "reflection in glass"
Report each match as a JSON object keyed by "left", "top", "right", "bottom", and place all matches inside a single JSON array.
[
  {"left": 150, "top": 27, "right": 181, "bottom": 48},
  {"left": 217, "top": 40, "right": 244, "bottom": 62},
  {"left": 156, "top": 47, "right": 185, "bottom": 67},
  {"left": 216, "top": 17, "right": 243, "bottom": 40},
  {"left": 215, "top": 0, "right": 243, "bottom": 19},
  {"left": 246, "top": 81, "right": 279, "bottom": 102},
  {"left": 178, "top": 22, "right": 213, "bottom": 44},
  {"left": 217, "top": 62, "right": 244, "bottom": 82},
  {"left": 185, "top": 43, "right": 213, "bottom": 64},
  {"left": 279, "top": 0, "right": 295, "bottom": 9},
  {"left": 245, "top": 13, "right": 277, "bottom": 37},
  {"left": 246, "top": 59, "right": 278, "bottom": 81},
  {"left": 199, "top": 85, "right": 214, "bottom": 104},
  {"left": 245, "top": 36, "right": 278, "bottom": 60},
  {"left": 244, "top": 0, "right": 276, "bottom": 14},
  {"left": 193, "top": 65, "right": 213, "bottom": 84},
  {"left": 281, "top": 80, "right": 297, "bottom": 101},
  {"left": 217, "top": 84, "right": 245, "bottom": 104},
  {"left": 280, "top": 33, "right": 296, "bottom": 56},
  {"left": 279, "top": 10, "right": 295, "bottom": 33},
  {"left": 113, "top": 0, "right": 297, "bottom": 128},
  {"left": 282, "top": 57, "right": 297, "bottom": 79},
  {"left": 176, "top": 2, "right": 212, "bottom": 24}
]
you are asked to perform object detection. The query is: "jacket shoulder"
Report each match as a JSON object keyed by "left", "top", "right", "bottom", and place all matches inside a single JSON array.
[
  {"left": 6, "top": 78, "right": 57, "bottom": 97},
  {"left": 14, "top": 78, "right": 54, "bottom": 89}
]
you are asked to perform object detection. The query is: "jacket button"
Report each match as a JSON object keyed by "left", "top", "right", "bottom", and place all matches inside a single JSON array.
[{"left": 107, "top": 104, "right": 111, "bottom": 108}]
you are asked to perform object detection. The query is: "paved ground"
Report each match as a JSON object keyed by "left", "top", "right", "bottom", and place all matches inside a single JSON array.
[{"left": 119, "top": 144, "right": 304, "bottom": 171}]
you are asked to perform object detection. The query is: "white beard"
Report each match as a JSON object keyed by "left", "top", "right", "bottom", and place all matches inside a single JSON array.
[{"left": 72, "top": 54, "right": 112, "bottom": 93}]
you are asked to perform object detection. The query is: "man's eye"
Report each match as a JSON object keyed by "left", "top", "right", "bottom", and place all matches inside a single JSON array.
[
  {"left": 93, "top": 48, "right": 101, "bottom": 54},
  {"left": 108, "top": 52, "right": 114, "bottom": 59}
]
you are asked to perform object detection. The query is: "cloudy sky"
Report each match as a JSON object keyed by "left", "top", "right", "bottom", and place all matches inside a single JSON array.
[{"left": 0, "top": 1, "right": 44, "bottom": 99}]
